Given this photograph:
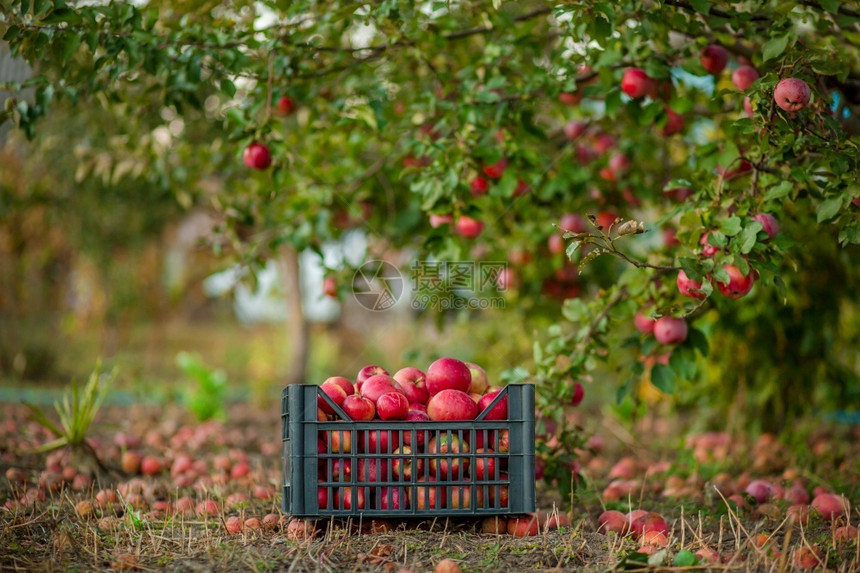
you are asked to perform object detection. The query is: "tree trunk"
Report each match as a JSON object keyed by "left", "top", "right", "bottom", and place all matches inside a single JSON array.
[{"left": 280, "top": 246, "right": 309, "bottom": 386}]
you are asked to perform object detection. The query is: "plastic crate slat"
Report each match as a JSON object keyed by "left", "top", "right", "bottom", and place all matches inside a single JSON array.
[{"left": 283, "top": 383, "right": 535, "bottom": 518}]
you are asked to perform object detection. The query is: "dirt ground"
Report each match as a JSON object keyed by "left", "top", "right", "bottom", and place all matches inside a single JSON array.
[{"left": 1, "top": 402, "right": 858, "bottom": 572}]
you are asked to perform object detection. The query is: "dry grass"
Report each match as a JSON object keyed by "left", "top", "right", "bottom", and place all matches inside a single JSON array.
[{"left": 1, "top": 402, "right": 858, "bottom": 572}]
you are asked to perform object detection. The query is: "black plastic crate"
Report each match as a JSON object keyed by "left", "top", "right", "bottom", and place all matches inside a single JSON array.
[{"left": 281, "top": 383, "right": 535, "bottom": 518}]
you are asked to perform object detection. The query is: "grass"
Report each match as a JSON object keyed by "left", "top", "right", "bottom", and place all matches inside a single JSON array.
[{"left": 1, "top": 398, "right": 858, "bottom": 572}]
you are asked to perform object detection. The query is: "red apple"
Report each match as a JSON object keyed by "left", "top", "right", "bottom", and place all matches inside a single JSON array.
[
  {"left": 664, "top": 186, "right": 693, "bottom": 202},
  {"left": 653, "top": 316, "right": 688, "bottom": 345},
  {"left": 455, "top": 216, "right": 484, "bottom": 238},
  {"left": 508, "top": 248, "right": 532, "bottom": 266},
  {"left": 318, "top": 381, "right": 348, "bottom": 415},
  {"left": 719, "top": 158, "right": 753, "bottom": 180},
  {"left": 427, "top": 389, "right": 479, "bottom": 422},
  {"left": 338, "top": 487, "right": 366, "bottom": 510},
  {"left": 477, "top": 391, "right": 508, "bottom": 420},
  {"left": 494, "top": 268, "right": 516, "bottom": 290},
  {"left": 621, "top": 68, "right": 654, "bottom": 99},
  {"left": 663, "top": 228, "right": 679, "bottom": 247},
  {"left": 430, "top": 213, "right": 454, "bottom": 228},
  {"left": 700, "top": 230, "right": 721, "bottom": 257},
  {"left": 379, "top": 487, "right": 406, "bottom": 510},
  {"left": 732, "top": 65, "right": 759, "bottom": 90},
  {"left": 716, "top": 265, "right": 756, "bottom": 299},
  {"left": 634, "top": 312, "right": 656, "bottom": 334},
  {"left": 324, "top": 376, "right": 354, "bottom": 397},
  {"left": 786, "top": 481, "right": 810, "bottom": 505},
  {"left": 560, "top": 213, "right": 587, "bottom": 233},
  {"left": 470, "top": 176, "right": 489, "bottom": 196},
  {"left": 276, "top": 96, "right": 296, "bottom": 115},
  {"left": 376, "top": 392, "right": 409, "bottom": 420},
  {"left": 507, "top": 514, "right": 540, "bottom": 537},
  {"left": 474, "top": 449, "right": 498, "bottom": 480},
  {"left": 558, "top": 92, "right": 581, "bottom": 106},
  {"left": 360, "top": 374, "right": 404, "bottom": 404},
  {"left": 774, "top": 78, "right": 811, "bottom": 112},
  {"left": 744, "top": 96, "right": 754, "bottom": 118},
  {"left": 427, "top": 434, "right": 469, "bottom": 480},
  {"left": 597, "top": 510, "right": 627, "bottom": 535},
  {"left": 659, "top": 108, "right": 684, "bottom": 136},
  {"left": 677, "top": 269, "right": 706, "bottom": 300},
  {"left": 243, "top": 142, "right": 272, "bottom": 170},
  {"left": 448, "top": 485, "right": 472, "bottom": 509},
  {"left": 630, "top": 512, "right": 669, "bottom": 537},
  {"left": 513, "top": 179, "right": 530, "bottom": 196},
  {"left": 357, "top": 458, "right": 389, "bottom": 483},
  {"left": 140, "top": 456, "right": 161, "bottom": 476},
  {"left": 752, "top": 213, "right": 779, "bottom": 240},
  {"left": 426, "top": 357, "right": 472, "bottom": 395},
  {"left": 322, "top": 277, "right": 337, "bottom": 298},
  {"left": 593, "top": 133, "right": 616, "bottom": 154},
  {"left": 409, "top": 477, "right": 444, "bottom": 510},
  {"left": 329, "top": 429, "right": 352, "bottom": 453},
  {"left": 701, "top": 45, "right": 728, "bottom": 75},
  {"left": 464, "top": 362, "right": 489, "bottom": 395},
  {"left": 570, "top": 382, "right": 584, "bottom": 406},
  {"left": 360, "top": 428, "right": 399, "bottom": 453},
  {"left": 834, "top": 525, "right": 859, "bottom": 543},
  {"left": 548, "top": 233, "right": 564, "bottom": 254},
  {"left": 811, "top": 493, "right": 850, "bottom": 521},
  {"left": 402, "top": 411, "right": 430, "bottom": 448},
  {"left": 342, "top": 394, "right": 375, "bottom": 421},
  {"left": 497, "top": 429, "right": 510, "bottom": 452},
  {"left": 625, "top": 509, "right": 649, "bottom": 532},
  {"left": 330, "top": 458, "right": 351, "bottom": 482},
  {"left": 357, "top": 365, "right": 388, "bottom": 387},
  {"left": 609, "top": 153, "right": 630, "bottom": 173},
  {"left": 393, "top": 367, "right": 429, "bottom": 404},
  {"left": 483, "top": 157, "right": 508, "bottom": 179},
  {"left": 121, "top": 451, "right": 142, "bottom": 475},
  {"left": 564, "top": 120, "right": 587, "bottom": 140},
  {"left": 391, "top": 446, "right": 422, "bottom": 481},
  {"left": 595, "top": 211, "right": 618, "bottom": 231},
  {"left": 477, "top": 477, "right": 509, "bottom": 509}
]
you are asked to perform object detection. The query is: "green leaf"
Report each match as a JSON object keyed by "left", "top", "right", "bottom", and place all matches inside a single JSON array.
[
  {"left": 647, "top": 549, "right": 668, "bottom": 566},
  {"left": 818, "top": 0, "right": 839, "bottom": 12},
  {"left": 774, "top": 274, "right": 787, "bottom": 303},
  {"left": 3, "top": 25, "right": 21, "bottom": 42},
  {"left": 59, "top": 32, "right": 81, "bottom": 61},
  {"left": 673, "top": 550, "right": 699, "bottom": 567},
  {"left": 838, "top": 221, "right": 860, "bottom": 245},
  {"left": 219, "top": 78, "right": 236, "bottom": 97},
  {"left": 719, "top": 216, "right": 742, "bottom": 236},
  {"left": 614, "top": 379, "right": 629, "bottom": 404},
  {"left": 762, "top": 34, "right": 789, "bottom": 62},
  {"left": 688, "top": 0, "right": 709, "bottom": 13},
  {"left": 565, "top": 240, "right": 580, "bottom": 259},
  {"left": 651, "top": 364, "right": 676, "bottom": 394},
  {"left": 605, "top": 90, "right": 623, "bottom": 118},
  {"left": 817, "top": 197, "right": 842, "bottom": 223},
  {"left": 669, "top": 347, "right": 697, "bottom": 380},
  {"left": 764, "top": 181, "right": 793, "bottom": 201},
  {"left": 688, "top": 328, "right": 709, "bottom": 357},
  {"left": 738, "top": 222, "right": 761, "bottom": 254}
]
